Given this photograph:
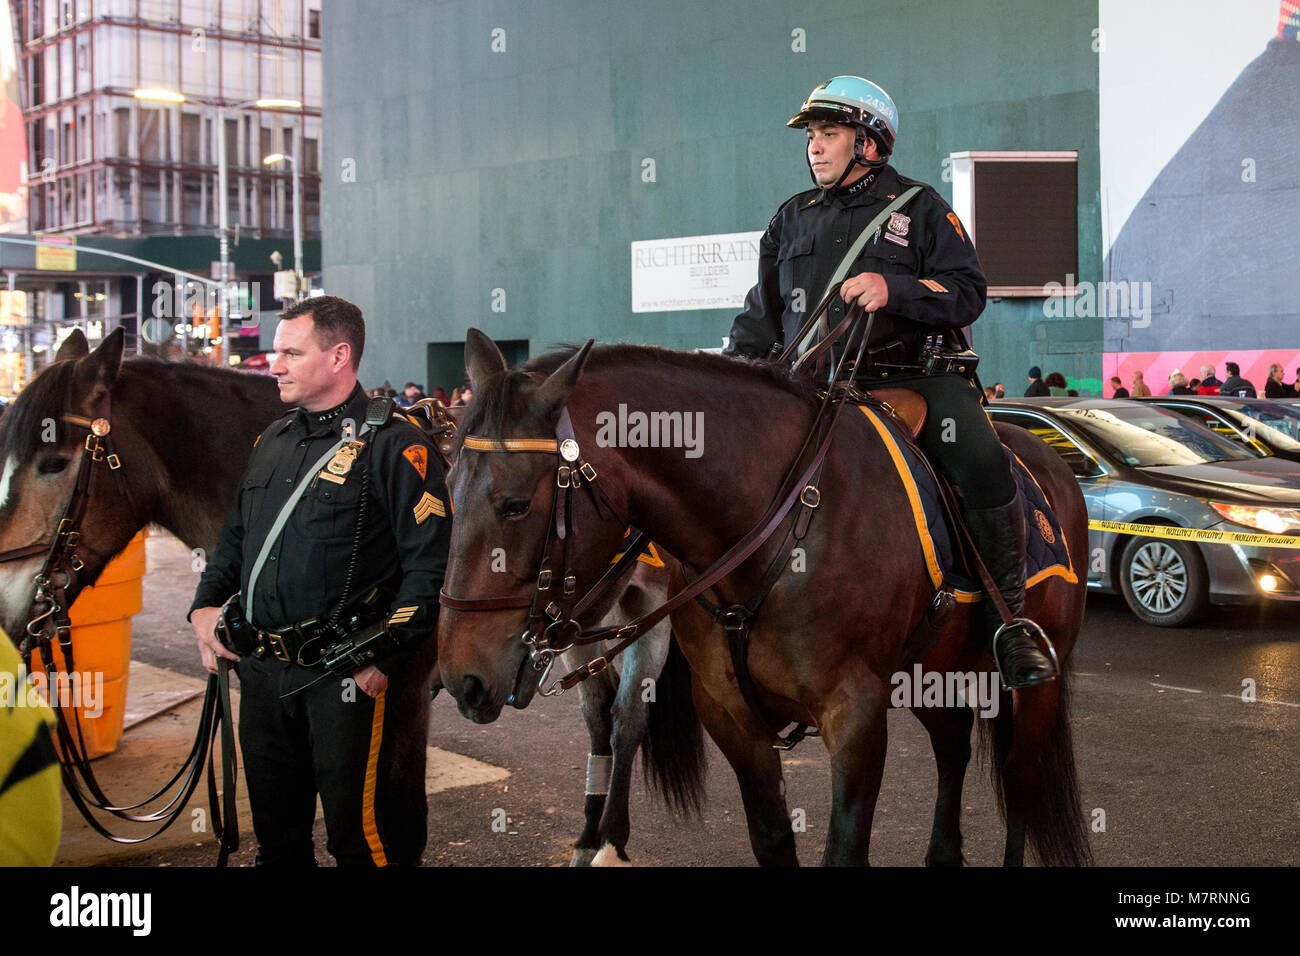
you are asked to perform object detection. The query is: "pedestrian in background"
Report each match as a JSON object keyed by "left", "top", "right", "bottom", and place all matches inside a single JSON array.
[
  {"left": 396, "top": 382, "right": 425, "bottom": 408},
  {"left": 1110, "top": 375, "right": 1129, "bottom": 398},
  {"left": 1025, "top": 366, "right": 1050, "bottom": 397},
  {"left": 1045, "top": 371, "right": 1068, "bottom": 396},
  {"left": 1168, "top": 370, "right": 1193, "bottom": 394},
  {"left": 1131, "top": 371, "right": 1152, "bottom": 397},
  {"left": 1221, "top": 362, "right": 1257, "bottom": 397},
  {"left": 1198, "top": 364, "right": 1222, "bottom": 395},
  {"left": 1265, "top": 363, "right": 1295, "bottom": 398}
]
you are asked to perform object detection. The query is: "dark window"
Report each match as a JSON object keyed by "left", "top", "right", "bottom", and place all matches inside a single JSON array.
[
  {"left": 955, "top": 152, "right": 1078, "bottom": 296},
  {"left": 308, "top": 9, "right": 320, "bottom": 38}
]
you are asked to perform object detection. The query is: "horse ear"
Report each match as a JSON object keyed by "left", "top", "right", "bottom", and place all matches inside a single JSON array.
[
  {"left": 74, "top": 326, "right": 126, "bottom": 407},
  {"left": 465, "top": 328, "right": 508, "bottom": 393},
  {"left": 54, "top": 328, "right": 90, "bottom": 362},
  {"left": 532, "top": 339, "right": 594, "bottom": 413}
]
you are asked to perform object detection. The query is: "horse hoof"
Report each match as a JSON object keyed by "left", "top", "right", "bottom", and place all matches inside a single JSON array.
[
  {"left": 570, "top": 848, "right": 597, "bottom": 867},
  {"left": 592, "top": 843, "right": 632, "bottom": 867}
]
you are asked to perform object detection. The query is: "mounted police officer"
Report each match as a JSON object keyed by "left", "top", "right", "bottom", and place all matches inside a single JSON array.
[
  {"left": 189, "top": 295, "right": 451, "bottom": 865},
  {"left": 725, "top": 76, "right": 1055, "bottom": 689}
]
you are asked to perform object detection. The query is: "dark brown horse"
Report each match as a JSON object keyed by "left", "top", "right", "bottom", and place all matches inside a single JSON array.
[{"left": 437, "top": 330, "right": 1092, "bottom": 866}]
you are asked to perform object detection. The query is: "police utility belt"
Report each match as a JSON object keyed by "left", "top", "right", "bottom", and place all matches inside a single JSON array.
[
  {"left": 215, "top": 397, "right": 401, "bottom": 673},
  {"left": 860, "top": 333, "right": 980, "bottom": 381},
  {"left": 216, "top": 589, "right": 391, "bottom": 671}
]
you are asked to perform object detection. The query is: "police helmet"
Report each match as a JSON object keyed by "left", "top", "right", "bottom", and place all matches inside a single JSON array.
[{"left": 787, "top": 76, "right": 898, "bottom": 157}]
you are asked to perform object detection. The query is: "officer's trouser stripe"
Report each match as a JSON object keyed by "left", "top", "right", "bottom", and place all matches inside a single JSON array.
[{"left": 361, "top": 689, "right": 389, "bottom": 867}]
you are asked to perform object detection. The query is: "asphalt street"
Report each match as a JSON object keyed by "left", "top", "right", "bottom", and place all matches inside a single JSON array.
[{"left": 86, "top": 533, "right": 1300, "bottom": 866}]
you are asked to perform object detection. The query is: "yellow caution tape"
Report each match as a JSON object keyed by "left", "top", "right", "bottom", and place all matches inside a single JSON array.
[{"left": 1087, "top": 519, "right": 1300, "bottom": 549}]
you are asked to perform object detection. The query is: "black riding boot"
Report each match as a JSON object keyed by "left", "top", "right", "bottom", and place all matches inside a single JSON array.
[{"left": 964, "top": 493, "right": 1057, "bottom": 689}]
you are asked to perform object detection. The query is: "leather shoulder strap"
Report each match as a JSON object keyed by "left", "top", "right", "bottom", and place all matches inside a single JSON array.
[
  {"left": 793, "top": 185, "right": 924, "bottom": 359},
  {"left": 244, "top": 420, "right": 374, "bottom": 625}
]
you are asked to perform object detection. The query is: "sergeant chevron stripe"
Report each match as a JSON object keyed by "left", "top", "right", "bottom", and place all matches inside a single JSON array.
[{"left": 413, "top": 492, "right": 446, "bottom": 524}]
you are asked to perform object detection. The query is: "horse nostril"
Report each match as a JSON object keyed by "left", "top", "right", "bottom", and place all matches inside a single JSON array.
[{"left": 460, "top": 674, "right": 489, "bottom": 710}]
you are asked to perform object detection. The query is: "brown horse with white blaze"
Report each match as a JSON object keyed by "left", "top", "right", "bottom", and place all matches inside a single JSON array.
[
  {"left": 437, "top": 329, "right": 1092, "bottom": 866},
  {"left": 0, "top": 328, "right": 286, "bottom": 640}
]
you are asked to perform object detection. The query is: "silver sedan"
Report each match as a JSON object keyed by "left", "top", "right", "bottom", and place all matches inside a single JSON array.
[{"left": 988, "top": 398, "right": 1300, "bottom": 626}]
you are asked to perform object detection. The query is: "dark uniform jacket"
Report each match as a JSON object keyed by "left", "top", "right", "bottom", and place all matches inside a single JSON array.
[
  {"left": 725, "top": 163, "right": 985, "bottom": 363},
  {"left": 190, "top": 383, "right": 451, "bottom": 674},
  {"left": 1221, "top": 375, "right": 1257, "bottom": 398}
]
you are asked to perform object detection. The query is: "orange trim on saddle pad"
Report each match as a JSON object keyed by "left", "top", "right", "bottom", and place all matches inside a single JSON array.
[{"left": 858, "top": 406, "right": 945, "bottom": 589}]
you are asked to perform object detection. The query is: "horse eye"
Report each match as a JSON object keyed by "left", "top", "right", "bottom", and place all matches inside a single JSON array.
[
  {"left": 500, "top": 499, "right": 530, "bottom": 520},
  {"left": 38, "top": 456, "right": 71, "bottom": 475}
]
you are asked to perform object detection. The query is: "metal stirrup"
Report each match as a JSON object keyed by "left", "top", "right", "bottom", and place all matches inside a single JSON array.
[{"left": 991, "top": 618, "right": 1059, "bottom": 691}]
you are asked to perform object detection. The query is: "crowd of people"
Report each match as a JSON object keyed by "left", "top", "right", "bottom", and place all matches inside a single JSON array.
[
  {"left": 1105, "top": 363, "right": 1300, "bottom": 400},
  {"left": 365, "top": 380, "right": 473, "bottom": 407},
  {"left": 1011, "top": 362, "right": 1300, "bottom": 401}
]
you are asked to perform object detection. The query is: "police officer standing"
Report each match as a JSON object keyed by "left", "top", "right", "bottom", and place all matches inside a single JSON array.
[
  {"left": 726, "top": 77, "right": 1054, "bottom": 689},
  {"left": 190, "top": 295, "right": 451, "bottom": 866}
]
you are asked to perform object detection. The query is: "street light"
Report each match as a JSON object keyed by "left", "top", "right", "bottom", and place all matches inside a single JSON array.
[{"left": 263, "top": 152, "right": 302, "bottom": 300}]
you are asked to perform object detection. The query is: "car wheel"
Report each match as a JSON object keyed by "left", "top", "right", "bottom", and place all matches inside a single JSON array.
[{"left": 1118, "top": 534, "right": 1210, "bottom": 626}]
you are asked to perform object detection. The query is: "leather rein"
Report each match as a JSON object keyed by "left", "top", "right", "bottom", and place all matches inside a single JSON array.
[
  {"left": 439, "top": 294, "right": 874, "bottom": 702},
  {"left": 0, "top": 397, "right": 239, "bottom": 863}
]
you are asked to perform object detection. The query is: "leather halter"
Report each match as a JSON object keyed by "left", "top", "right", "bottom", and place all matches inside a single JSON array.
[{"left": 439, "top": 408, "right": 632, "bottom": 696}]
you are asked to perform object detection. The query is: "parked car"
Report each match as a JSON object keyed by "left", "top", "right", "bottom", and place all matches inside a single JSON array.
[
  {"left": 1142, "top": 395, "right": 1300, "bottom": 463},
  {"left": 988, "top": 398, "right": 1300, "bottom": 626}
]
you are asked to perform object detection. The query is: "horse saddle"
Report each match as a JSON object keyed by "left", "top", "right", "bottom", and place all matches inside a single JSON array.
[
  {"left": 864, "top": 388, "right": 927, "bottom": 438},
  {"left": 404, "top": 398, "right": 460, "bottom": 468}
]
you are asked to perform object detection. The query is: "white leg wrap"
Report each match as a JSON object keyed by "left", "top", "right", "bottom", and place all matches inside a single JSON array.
[{"left": 585, "top": 754, "right": 613, "bottom": 795}]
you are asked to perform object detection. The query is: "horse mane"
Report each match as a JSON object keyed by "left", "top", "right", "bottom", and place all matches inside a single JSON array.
[
  {"left": 0, "top": 357, "right": 80, "bottom": 465},
  {"left": 460, "top": 343, "right": 819, "bottom": 439},
  {"left": 0, "top": 355, "right": 275, "bottom": 465}
]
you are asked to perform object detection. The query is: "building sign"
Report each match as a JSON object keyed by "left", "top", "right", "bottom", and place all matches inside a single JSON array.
[
  {"left": 35, "top": 235, "right": 76, "bottom": 270},
  {"left": 631, "top": 231, "right": 762, "bottom": 313}
]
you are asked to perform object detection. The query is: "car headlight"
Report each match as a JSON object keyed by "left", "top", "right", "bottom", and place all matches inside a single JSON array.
[{"left": 1209, "top": 502, "right": 1300, "bottom": 534}]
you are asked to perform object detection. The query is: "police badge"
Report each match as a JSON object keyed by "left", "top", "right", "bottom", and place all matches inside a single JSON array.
[
  {"left": 887, "top": 212, "right": 910, "bottom": 237},
  {"left": 318, "top": 441, "right": 362, "bottom": 484}
]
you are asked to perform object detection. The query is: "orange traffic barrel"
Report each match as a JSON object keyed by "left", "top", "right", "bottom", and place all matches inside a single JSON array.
[{"left": 28, "top": 530, "right": 147, "bottom": 759}]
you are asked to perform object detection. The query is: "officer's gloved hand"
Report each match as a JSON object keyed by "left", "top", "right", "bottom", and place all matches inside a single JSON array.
[{"left": 191, "top": 606, "right": 240, "bottom": 675}]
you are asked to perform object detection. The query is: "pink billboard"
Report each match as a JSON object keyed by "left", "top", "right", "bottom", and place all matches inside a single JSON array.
[
  {"left": 1104, "top": 350, "right": 1300, "bottom": 396},
  {"left": 0, "top": 0, "right": 28, "bottom": 233}
]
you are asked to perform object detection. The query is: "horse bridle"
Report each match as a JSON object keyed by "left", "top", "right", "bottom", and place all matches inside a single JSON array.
[
  {"left": 438, "top": 407, "right": 637, "bottom": 698},
  {"left": 0, "top": 396, "right": 239, "bottom": 862},
  {"left": 438, "top": 344, "right": 859, "bottom": 700},
  {"left": 0, "top": 398, "right": 137, "bottom": 663}
]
